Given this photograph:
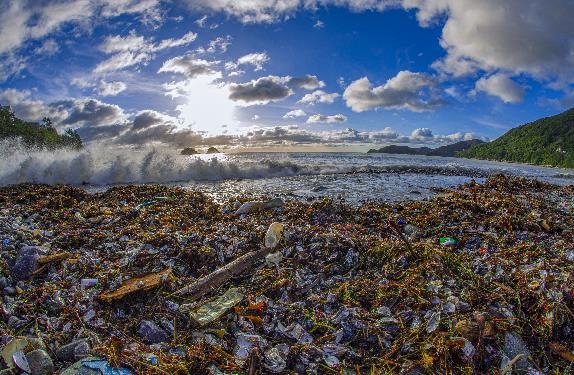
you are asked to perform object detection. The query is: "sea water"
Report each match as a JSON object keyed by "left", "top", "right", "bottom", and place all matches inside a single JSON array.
[{"left": 1, "top": 142, "right": 572, "bottom": 204}]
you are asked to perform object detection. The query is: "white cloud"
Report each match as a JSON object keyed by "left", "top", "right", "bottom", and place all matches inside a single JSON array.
[
  {"left": 158, "top": 56, "right": 219, "bottom": 78},
  {"left": 404, "top": 0, "right": 574, "bottom": 83},
  {"left": 196, "top": 15, "right": 208, "bottom": 27},
  {"left": 474, "top": 74, "right": 525, "bottom": 103},
  {"left": 314, "top": 20, "right": 325, "bottom": 28},
  {"left": 283, "top": 109, "right": 307, "bottom": 118},
  {"left": 237, "top": 52, "right": 270, "bottom": 71},
  {"left": 299, "top": 90, "right": 339, "bottom": 105},
  {"left": 95, "top": 30, "right": 198, "bottom": 74},
  {"left": 410, "top": 127, "right": 433, "bottom": 141},
  {"left": 343, "top": 71, "right": 443, "bottom": 112},
  {"left": 35, "top": 39, "right": 59, "bottom": 56},
  {"left": 185, "top": 0, "right": 396, "bottom": 24},
  {"left": 287, "top": 75, "right": 325, "bottom": 90},
  {"left": 96, "top": 81, "right": 127, "bottom": 96},
  {"left": 0, "top": 0, "right": 162, "bottom": 55},
  {"left": 156, "top": 31, "right": 198, "bottom": 50},
  {"left": 306, "top": 113, "right": 347, "bottom": 124}
]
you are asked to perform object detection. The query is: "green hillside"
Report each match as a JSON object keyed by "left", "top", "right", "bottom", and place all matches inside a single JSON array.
[
  {"left": 0, "top": 105, "right": 83, "bottom": 150},
  {"left": 459, "top": 108, "right": 574, "bottom": 168}
]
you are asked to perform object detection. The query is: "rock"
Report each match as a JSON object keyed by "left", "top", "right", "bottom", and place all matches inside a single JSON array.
[
  {"left": 11, "top": 246, "right": 42, "bottom": 281},
  {"left": 0, "top": 277, "right": 9, "bottom": 289},
  {"left": 138, "top": 320, "right": 169, "bottom": 344},
  {"left": 3, "top": 286, "right": 16, "bottom": 295},
  {"left": 26, "top": 349, "right": 54, "bottom": 375},
  {"left": 235, "top": 198, "right": 283, "bottom": 215},
  {"left": 57, "top": 339, "right": 90, "bottom": 362},
  {"left": 501, "top": 331, "right": 533, "bottom": 371}
]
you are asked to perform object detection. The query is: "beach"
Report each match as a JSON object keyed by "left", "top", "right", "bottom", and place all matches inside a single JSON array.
[{"left": 1, "top": 174, "right": 573, "bottom": 374}]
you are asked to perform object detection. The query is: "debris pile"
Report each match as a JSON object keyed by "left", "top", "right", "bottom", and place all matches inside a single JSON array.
[{"left": 0, "top": 175, "right": 573, "bottom": 374}]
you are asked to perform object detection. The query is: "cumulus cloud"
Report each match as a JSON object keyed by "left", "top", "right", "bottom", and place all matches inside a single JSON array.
[
  {"left": 306, "top": 114, "right": 347, "bottom": 124},
  {"left": 0, "top": 89, "right": 66, "bottom": 123},
  {"left": 299, "top": 90, "right": 339, "bottom": 105},
  {"left": 132, "top": 110, "right": 177, "bottom": 130},
  {"left": 55, "top": 99, "right": 127, "bottom": 127},
  {"left": 410, "top": 127, "right": 434, "bottom": 141},
  {"left": 237, "top": 52, "right": 270, "bottom": 71},
  {"left": 343, "top": 71, "right": 443, "bottom": 112},
  {"left": 287, "top": 75, "right": 325, "bottom": 90},
  {"left": 283, "top": 109, "right": 307, "bottom": 118},
  {"left": 229, "top": 76, "right": 293, "bottom": 105},
  {"left": 404, "top": 0, "right": 574, "bottom": 83},
  {"left": 95, "top": 30, "right": 197, "bottom": 74},
  {"left": 158, "top": 56, "right": 219, "bottom": 78},
  {"left": 474, "top": 74, "right": 525, "bottom": 103},
  {"left": 96, "top": 81, "right": 127, "bottom": 96}
]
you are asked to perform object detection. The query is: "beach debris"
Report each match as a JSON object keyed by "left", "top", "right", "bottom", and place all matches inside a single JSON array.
[
  {"left": 439, "top": 237, "right": 457, "bottom": 246},
  {"left": 0, "top": 176, "right": 573, "bottom": 373},
  {"left": 99, "top": 268, "right": 171, "bottom": 302},
  {"left": 175, "top": 222, "right": 283, "bottom": 299},
  {"left": 190, "top": 287, "right": 245, "bottom": 326},
  {"left": 13, "top": 350, "right": 30, "bottom": 373},
  {"left": 235, "top": 198, "right": 283, "bottom": 215}
]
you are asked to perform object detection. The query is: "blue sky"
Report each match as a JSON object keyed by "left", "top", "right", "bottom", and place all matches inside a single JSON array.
[{"left": 1, "top": 0, "right": 573, "bottom": 150}]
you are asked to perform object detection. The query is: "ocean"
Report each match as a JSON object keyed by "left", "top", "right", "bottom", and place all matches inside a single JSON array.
[{"left": 1, "top": 143, "right": 573, "bottom": 204}]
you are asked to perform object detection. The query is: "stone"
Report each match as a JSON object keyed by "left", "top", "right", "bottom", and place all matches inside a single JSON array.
[
  {"left": 138, "top": 320, "right": 169, "bottom": 344},
  {"left": 0, "top": 277, "right": 9, "bottom": 289},
  {"left": 26, "top": 349, "right": 54, "bottom": 375},
  {"left": 57, "top": 339, "right": 90, "bottom": 362},
  {"left": 11, "top": 246, "right": 41, "bottom": 281},
  {"left": 3, "top": 286, "right": 16, "bottom": 295},
  {"left": 501, "top": 331, "right": 533, "bottom": 371}
]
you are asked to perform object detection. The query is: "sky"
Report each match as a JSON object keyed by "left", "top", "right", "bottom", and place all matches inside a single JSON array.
[{"left": 1, "top": 0, "right": 573, "bottom": 151}]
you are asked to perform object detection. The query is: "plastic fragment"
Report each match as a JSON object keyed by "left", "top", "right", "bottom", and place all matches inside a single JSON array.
[
  {"left": 13, "top": 351, "right": 30, "bottom": 373},
  {"left": 1, "top": 337, "right": 28, "bottom": 368},
  {"left": 81, "top": 359, "right": 133, "bottom": 375},
  {"left": 440, "top": 237, "right": 457, "bottom": 246},
  {"left": 190, "top": 287, "right": 244, "bottom": 326}
]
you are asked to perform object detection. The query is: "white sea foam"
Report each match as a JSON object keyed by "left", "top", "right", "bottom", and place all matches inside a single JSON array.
[{"left": 0, "top": 141, "right": 322, "bottom": 186}]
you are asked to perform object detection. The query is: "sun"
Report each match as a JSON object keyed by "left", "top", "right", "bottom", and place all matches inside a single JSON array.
[{"left": 170, "top": 73, "right": 238, "bottom": 136}]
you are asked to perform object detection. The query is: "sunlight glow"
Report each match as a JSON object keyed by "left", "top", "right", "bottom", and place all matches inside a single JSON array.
[{"left": 166, "top": 73, "right": 239, "bottom": 135}]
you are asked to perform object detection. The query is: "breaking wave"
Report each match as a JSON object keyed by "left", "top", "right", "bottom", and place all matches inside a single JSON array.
[
  {"left": 0, "top": 142, "right": 322, "bottom": 186},
  {"left": 2, "top": 140, "right": 561, "bottom": 187}
]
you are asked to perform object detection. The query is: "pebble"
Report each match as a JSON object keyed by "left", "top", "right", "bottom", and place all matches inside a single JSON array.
[
  {"left": 11, "top": 246, "right": 41, "bottom": 281},
  {"left": 56, "top": 339, "right": 90, "bottom": 362},
  {"left": 138, "top": 320, "right": 169, "bottom": 344},
  {"left": 26, "top": 349, "right": 54, "bottom": 375}
]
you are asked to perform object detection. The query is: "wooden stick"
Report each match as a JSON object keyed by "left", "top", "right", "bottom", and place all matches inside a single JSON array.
[{"left": 174, "top": 246, "right": 273, "bottom": 300}]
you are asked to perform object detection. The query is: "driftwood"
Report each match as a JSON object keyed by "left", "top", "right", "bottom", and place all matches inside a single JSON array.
[{"left": 174, "top": 246, "right": 273, "bottom": 300}]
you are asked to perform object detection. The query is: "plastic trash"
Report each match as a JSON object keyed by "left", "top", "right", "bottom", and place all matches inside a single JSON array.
[
  {"left": 81, "top": 359, "right": 133, "bottom": 375},
  {"left": 440, "top": 237, "right": 457, "bottom": 246},
  {"left": 190, "top": 287, "right": 244, "bottom": 326},
  {"left": 1, "top": 337, "right": 29, "bottom": 368},
  {"left": 264, "top": 222, "right": 284, "bottom": 249},
  {"left": 13, "top": 351, "right": 30, "bottom": 373}
]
